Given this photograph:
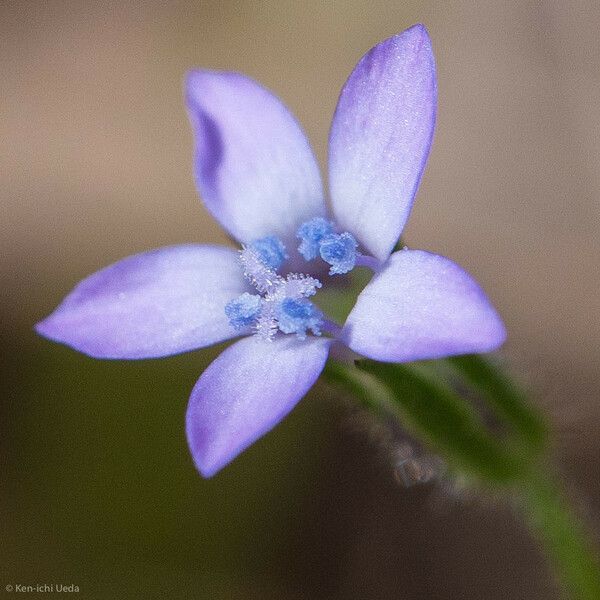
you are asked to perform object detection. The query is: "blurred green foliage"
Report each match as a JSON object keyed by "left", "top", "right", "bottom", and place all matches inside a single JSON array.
[{"left": 2, "top": 335, "right": 336, "bottom": 599}]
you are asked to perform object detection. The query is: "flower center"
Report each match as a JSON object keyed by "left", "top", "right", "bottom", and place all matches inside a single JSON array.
[{"left": 225, "top": 218, "right": 370, "bottom": 340}]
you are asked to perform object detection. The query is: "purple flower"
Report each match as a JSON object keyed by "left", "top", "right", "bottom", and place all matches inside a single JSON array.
[{"left": 35, "top": 25, "right": 506, "bottom": 477}]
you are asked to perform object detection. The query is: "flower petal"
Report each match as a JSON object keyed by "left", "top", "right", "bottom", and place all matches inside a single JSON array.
[
  {"left": 186, "top": 70, "right": 325, "bottom": 246},
  {"left": 35, "top": 245, "right": 248, "bottom": 359},
  {"left": 328, "top": 24, "right": 437, "bottom": 261},
  {"left": 186, "top": 335, "right": 331, "bottom": 477},
  {"left": 342, "top": 250, "right": 506, "bottom": 362}
]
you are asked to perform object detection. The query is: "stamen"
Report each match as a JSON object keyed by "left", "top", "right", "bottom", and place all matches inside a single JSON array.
[
  {"left": 225, "top": 293, "right": 262, "bottom": 329},
  {"left": 296, "top": 217, "right": 334, "bottom": 260},
  {"left": 321, "top": 318, "right": 343, "bottom": 338},
  {"left": 259, "top": 274, "right": 323, "bottom": 340},
  {"left": 230, "top": 233, "right": 327, "bottom": 340},
  {"left": 319, "top": 232, "right": 358, "bottom": 275},
  {"left": 276, "top": 298, "right": 323, "bottom": 340},
  {"left": 247, "top": 236, "right": 288, "bottom": 270},
  {"left": 239, "top": 245, "right": 283, "bottom": 294},
  {"left": 277, "top": 273, "right": 322, "bottom": 300},
  {"left": 355, "top": 254, "right": 382, "bottom": 272},
  {"left": 254, "top": 300, "right": 279, "bottom": 340}
]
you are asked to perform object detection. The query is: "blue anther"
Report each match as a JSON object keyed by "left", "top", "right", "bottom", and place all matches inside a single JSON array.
[
  {"left": 225, "top": 293, "right": 262, "bottom": 329},
  {"left": 276, "top": 298, "right": 322, "bottom": 339},
  {"left": 296, "top": 217, "right": 335, "bottom": 260},
  {"left": 319, "top": 232, "right": 358, "bottom": 275},
  {"left": 248, "top": 236, "right": 288, "bottom": 270}
]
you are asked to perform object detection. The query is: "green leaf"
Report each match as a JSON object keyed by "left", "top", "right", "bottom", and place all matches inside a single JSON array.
[
  {"left": 355, "top": 360, "right": 524, "bottom": 483},
  {"left": 447, "top": 354, "right": 547, "bottom": 451}
]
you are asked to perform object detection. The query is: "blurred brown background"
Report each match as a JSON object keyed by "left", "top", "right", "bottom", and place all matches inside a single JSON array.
[{"left": 2, "top": 1, "right": 599, "bottom": 598}]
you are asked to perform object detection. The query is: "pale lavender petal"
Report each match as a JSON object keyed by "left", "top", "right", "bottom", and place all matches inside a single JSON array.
[
  {"left": 342, "top": 250, "right": 506, "bottom": 362},
  {"left": 186, "top": 71, "right": 325, "bottom": 246},
  {"left": 35, "top": 245, "right": 248, "bottom": 359},
  {"left": 186, "top": 335, "right": 331, "bottom": 477},
  {"left": 328, "top": 24, "right": 437, "bottom": 261}
]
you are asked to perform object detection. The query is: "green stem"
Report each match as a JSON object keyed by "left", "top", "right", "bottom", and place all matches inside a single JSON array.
[
  {"left": 323, "top": 358, "right": 600, "bottom": 600},
  {"left": 322, "top": 360, "right": 383, "bottom": 414},
  {"left": 518, "top": 473, "right": 600, "bottom": 600},
  {"left": 354, "top": 359, "right": 525, "bottom": 483},
  {"left": 446, "top": 354, "right": 547, "bottom": 451}
]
